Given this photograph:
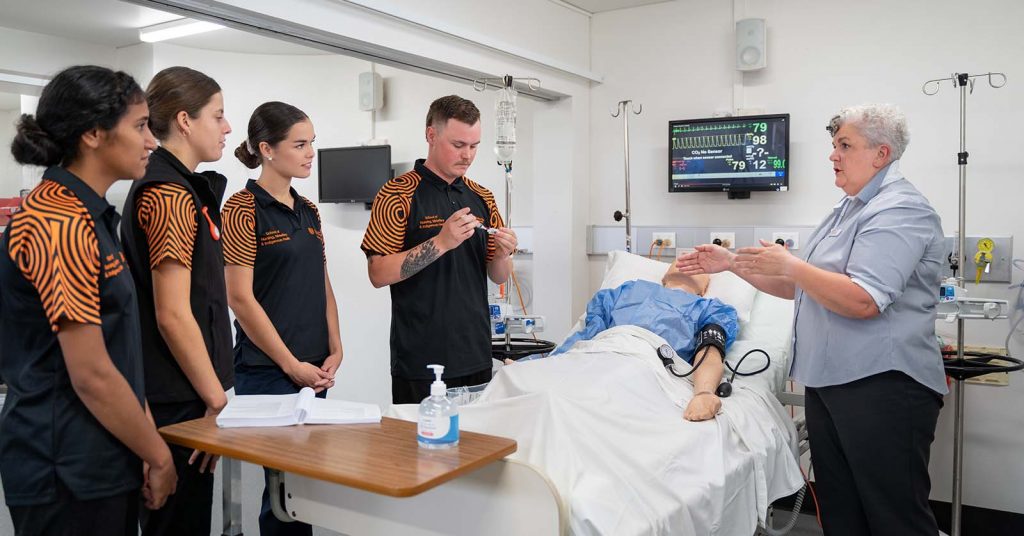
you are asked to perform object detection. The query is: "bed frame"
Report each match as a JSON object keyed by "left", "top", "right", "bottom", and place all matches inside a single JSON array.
[{"left": 268, "top": 458, "right": 567, "bottom": 535}]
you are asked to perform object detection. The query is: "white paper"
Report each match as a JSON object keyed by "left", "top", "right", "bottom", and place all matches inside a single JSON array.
[
  {"left": 306, "top": 397, "right": 382, "bottom": 425},
  {"left": 216, "top": 387, "right": 381, "bottom": 428},
  {"left": 216, "top": 392, "right": 302, "bottom": 428}
]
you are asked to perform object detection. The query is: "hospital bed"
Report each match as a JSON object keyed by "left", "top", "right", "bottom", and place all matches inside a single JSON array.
[{"left": 247, "top": 251, "right": 804, "bottom": 536}]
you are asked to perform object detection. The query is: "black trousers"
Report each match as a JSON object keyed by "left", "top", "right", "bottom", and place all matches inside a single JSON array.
[
  {"left": 806, "top": 371, "right": 943, "bottom": 536},
  {"left": 391, "top": 367, "right": 493, "bottom": 404},
  {"left": 140, "top": 399, "right": 214, "bottom": 536},
  {"left": 235, "top": 361, "right": 326, "bottom": 536},
  {"left": 9, "top": 480, "right": 139, "bottom": 536}
]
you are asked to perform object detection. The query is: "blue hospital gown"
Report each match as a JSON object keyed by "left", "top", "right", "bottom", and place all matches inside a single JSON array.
[{"left": 554, "top": 280, "right": 738, "bottom": 363}]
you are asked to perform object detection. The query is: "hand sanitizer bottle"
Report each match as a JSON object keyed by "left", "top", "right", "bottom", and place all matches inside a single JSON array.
[{"left": 417, "top": 364, "right": 459, "bottom": 449}]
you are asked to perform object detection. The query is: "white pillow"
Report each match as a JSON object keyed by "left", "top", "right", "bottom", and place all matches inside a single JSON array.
[
  {"left": 599, "top": 250, "right": 671, "bottom": 290},
  {"left": 599, "top": 250, "right": 757, "bottom": 323},
  {"left": 704, "top": 270, "right": 757, "bottom": 323}
]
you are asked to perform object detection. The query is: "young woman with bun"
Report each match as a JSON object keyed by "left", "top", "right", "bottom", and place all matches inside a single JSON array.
[
  {"left": 222, "top": 101, "right": 341, "bottom": 536},
  {"left": 0, "top": 64, "right": 176, "bottom": 536}
]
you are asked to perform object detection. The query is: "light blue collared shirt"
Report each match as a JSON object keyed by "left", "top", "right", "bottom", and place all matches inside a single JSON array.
[{"left": 790, "top": 161, "right": 948, "bottom": 394}]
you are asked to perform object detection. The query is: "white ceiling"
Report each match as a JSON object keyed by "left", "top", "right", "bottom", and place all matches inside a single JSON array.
[
  {"left": 0, "top": 0, "right": 324, "bottom": 55},
  {"left": 562, "top": 0, "right": 673, "bottom": 14},
  {"left": 0, "top": 0, "right": 676, "bottom": 57}
]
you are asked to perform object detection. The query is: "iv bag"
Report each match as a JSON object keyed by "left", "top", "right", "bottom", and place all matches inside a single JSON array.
[{"left": 494, "top": 85, "right": 517, "bottom": 164}]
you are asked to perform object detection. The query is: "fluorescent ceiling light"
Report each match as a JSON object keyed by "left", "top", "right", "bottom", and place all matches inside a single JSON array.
[
  {"left": 139, "top": 18, "right": 224, "bottom": 43},
  {"left": 0, "top": 72, "right": 49, "bottom": 87}
]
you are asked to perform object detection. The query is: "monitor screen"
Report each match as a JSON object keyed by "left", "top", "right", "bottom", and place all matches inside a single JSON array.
[
  {"left": 318, "top": 145, "right": 392, "bottom": 203},
  {"left": 668, "top": 113, "right": 789, "bottom": 193}
]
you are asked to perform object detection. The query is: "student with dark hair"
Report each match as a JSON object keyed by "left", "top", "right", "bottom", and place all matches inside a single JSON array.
[
  {"left": 361, "top": 95, "right": 518, "bottom": 404},
  {"left": 119, "top": 66, "right": 233, "bottom": 536},
  {"left": 0, "top": 65, "right": 176, "bottom": 536},
  {"left": 222, "top": 101, "right": 341, "bottom": 536}
]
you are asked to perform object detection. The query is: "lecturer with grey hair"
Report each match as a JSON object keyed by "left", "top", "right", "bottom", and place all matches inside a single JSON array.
[{"left": 676, "top": 104, "right": 946, "bottom": 535}]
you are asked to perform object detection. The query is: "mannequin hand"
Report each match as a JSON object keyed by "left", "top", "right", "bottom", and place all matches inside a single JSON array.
[{"left": 683, "top": 392, "right": 721, "bottom": 421}]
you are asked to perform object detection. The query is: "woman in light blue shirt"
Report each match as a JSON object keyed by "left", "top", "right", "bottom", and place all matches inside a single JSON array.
[{"left": 677, "top": 104, "right": 945, "bottom": 536}]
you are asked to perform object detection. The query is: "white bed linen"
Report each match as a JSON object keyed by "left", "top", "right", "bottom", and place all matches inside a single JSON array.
[{"left": 390, "top": 292, "right": 802, "bottom": 535}]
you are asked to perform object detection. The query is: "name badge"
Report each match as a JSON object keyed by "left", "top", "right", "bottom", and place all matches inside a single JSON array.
[{"left": 828, "top": 227, "right": 842, "bottom": 237}]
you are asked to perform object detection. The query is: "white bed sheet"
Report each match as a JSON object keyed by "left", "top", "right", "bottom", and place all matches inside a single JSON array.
[{"left": 390, "top": 291, "right": 802, "bottom": 535}]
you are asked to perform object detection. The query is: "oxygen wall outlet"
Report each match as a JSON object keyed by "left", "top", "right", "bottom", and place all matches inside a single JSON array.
[
  {"left": 940, "top": 235, "right": 1013, "bottom": 283},
  {"left": 772, "top": 232, "right": 800, "bottom": 250},
  {"left": 710, "top": 232, "right": 735, "bottom": 249},
  {"left": 652, "top": 232, "right": 676, "bottom": 247}
]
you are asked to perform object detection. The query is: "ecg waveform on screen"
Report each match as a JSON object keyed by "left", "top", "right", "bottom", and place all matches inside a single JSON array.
[
  {"left": 671, "top": 133, "right": 751, "bottom": 150},
  {"left": 668, "top": 115, "right": 788, "bottom": 191},
  {"left": 675, "top": 123, "right": 755, "bottom": 132}
]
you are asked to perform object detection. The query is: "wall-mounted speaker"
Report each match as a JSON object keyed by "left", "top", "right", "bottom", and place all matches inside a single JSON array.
[
  {"left": 736, "top": 18, "right": 767, "bottom": 71},
  {"left": 358, "top": 72, "right": 384, "bottom": 111}
]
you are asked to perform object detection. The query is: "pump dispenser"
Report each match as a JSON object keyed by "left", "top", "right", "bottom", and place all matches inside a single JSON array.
[{"left": 417, "top": 364, "right": 459, "bottom": 449}]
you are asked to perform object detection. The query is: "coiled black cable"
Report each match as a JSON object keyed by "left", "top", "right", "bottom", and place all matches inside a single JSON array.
[{"left": 660, "top": 345, "right": 771, "bottom": 380}]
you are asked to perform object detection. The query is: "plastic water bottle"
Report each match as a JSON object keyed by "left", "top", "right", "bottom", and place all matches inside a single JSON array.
[{"left": 417, "top": 364, "right": 459, "bottom": 449}]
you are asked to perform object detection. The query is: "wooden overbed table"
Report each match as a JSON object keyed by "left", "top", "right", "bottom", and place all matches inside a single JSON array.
[{"left": 158, "top": 416, "right": 562, "bottom": 535}]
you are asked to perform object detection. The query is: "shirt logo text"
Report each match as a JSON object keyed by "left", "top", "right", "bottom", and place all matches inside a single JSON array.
[
  {"left": 259, "top": 229, "right": 291, "bottom": 246},
  {"left": 417, "top": 215, "right": 444, "bottom": 230}
]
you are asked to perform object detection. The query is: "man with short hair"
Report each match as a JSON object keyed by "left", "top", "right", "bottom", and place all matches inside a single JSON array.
[{"left": 362, "top": 95, "right": 518, "bottom": 404}]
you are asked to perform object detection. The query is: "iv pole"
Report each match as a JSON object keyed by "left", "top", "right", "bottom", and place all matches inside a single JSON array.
[
  {"left": 473, "top": 74, "right": 539, "bottom": 306},
  {"left": 922, "top": 71, "right": 1018, "bottom": 536},
  {"left": 472, "top": 74, "right": 556, "bottom": 360},
  {"left": 611, "top": 100, "right": 642, "bottom": 252}
]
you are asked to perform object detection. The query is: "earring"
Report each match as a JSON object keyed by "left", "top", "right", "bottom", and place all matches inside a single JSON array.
[{"left": 267, "top": 156, "right": 273, "bottom": 161}]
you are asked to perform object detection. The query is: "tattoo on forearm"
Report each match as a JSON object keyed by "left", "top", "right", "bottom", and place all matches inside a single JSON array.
[{"left": 400, "top": 239, "right": 441, "bottom": 280}]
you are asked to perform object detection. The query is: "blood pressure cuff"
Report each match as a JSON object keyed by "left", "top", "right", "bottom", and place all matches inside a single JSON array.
[{"left": 694, "top": 323, "right": 727, "bottom": 360}]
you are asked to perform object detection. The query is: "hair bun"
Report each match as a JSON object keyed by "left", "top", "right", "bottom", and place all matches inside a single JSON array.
[
  {"left": 11, "top": 114, "right": 63, "bottom": 166},
  {"left": 234, "top": 139, "right": 260, "bottom": 169}
]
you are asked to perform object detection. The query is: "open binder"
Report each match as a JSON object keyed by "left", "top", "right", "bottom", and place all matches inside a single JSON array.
[{"left": 216, "top": 387, "right": 381, "bottom": 428}]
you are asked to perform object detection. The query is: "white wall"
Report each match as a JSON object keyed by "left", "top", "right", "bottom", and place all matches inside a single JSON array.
[
  {"left": 17, "top": 95, "right": 42, "bottom": 192},
  {"left": 0, "top": 107, "right": 21, "bottom": 196},
  {"left": 0, "top": 26, "right": 116, "bottom": 77},
  {"left": 591, "top": 0, "right": 1024, "bottom": 515},
  {"left": 0, "top": 26, "right": 118, "bottom": 195}
]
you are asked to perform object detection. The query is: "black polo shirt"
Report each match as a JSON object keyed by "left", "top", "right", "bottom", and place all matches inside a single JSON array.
[
  {"left": 0, "top": 167, "right": 145, "bottom": 506},
  {"left": 222, "top": 180, "right": 329, "bottom": 367},
  {"left": 361, "top": 159, "right": 503, "bottom": 381},
  {"left": 120, "top": 147, "right": 234, "bottom": 403}
]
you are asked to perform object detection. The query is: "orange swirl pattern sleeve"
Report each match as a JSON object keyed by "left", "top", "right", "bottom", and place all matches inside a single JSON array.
[
  {"left": 221, "top": 190, "right": 257, "bottom": 268},
  {"left": 360, "top": 173, "right": 419, "bottom": 256},
  {"left": 8, "top": 180, "right": 101, "bottom": 331},
  {"left": 464, "top": 178, "right": 505, "bottom": 262},
  {"left": 136, "top": 183, "right": 197, "bottom": 270}
]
